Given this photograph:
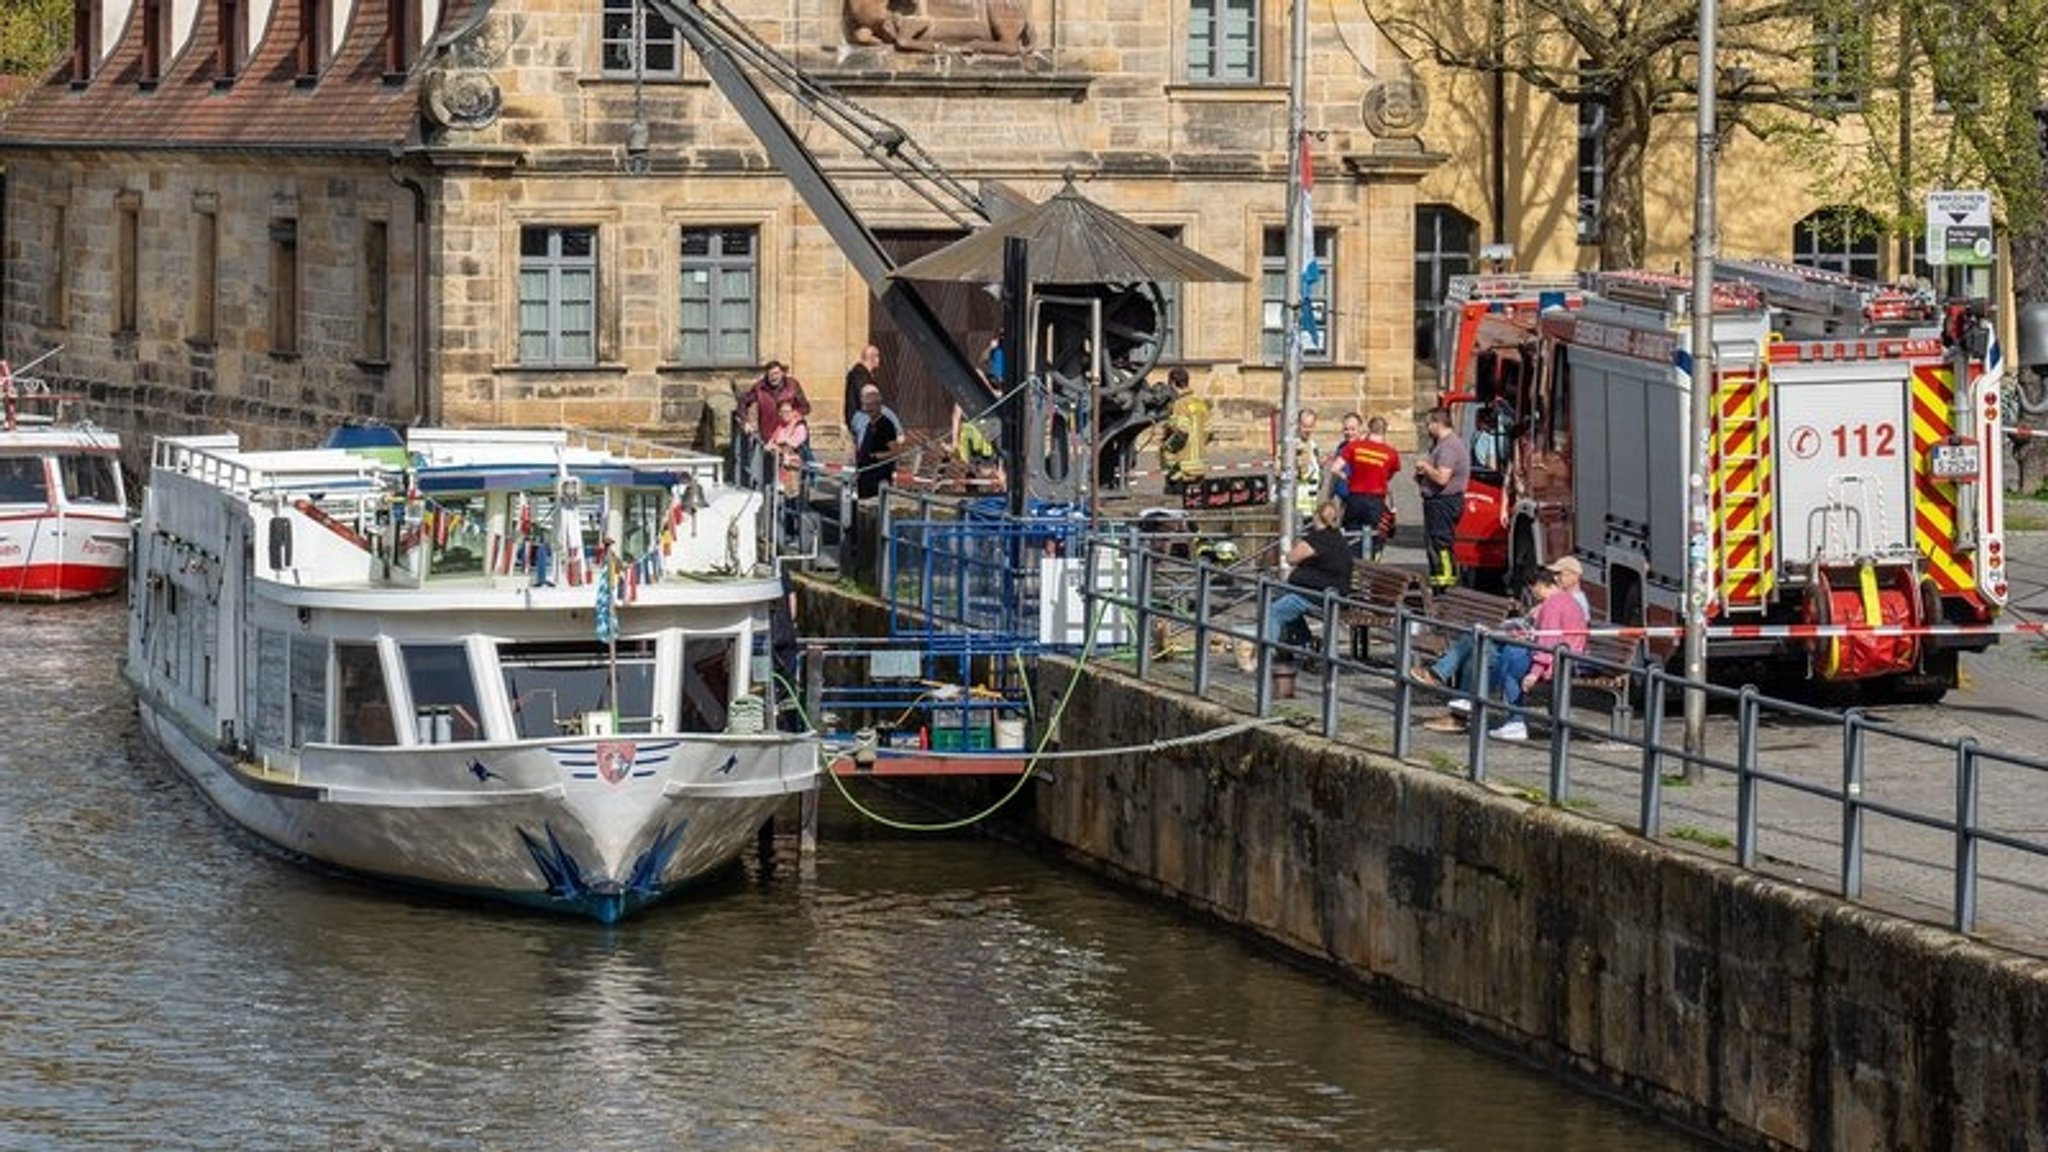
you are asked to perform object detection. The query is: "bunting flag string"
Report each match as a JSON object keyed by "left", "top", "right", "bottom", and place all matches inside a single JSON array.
[{"left": 394, "top": 485, "right": 682, "bottom": 584}]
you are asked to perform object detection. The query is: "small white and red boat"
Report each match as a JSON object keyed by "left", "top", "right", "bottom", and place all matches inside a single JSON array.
[{"left": 0, "top": 353, "right": 129, "bottom": 601}]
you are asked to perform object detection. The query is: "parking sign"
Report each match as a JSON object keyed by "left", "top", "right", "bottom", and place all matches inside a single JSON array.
[{"left": 1926, "top": 189, "right": 1994, "bottom": 267}]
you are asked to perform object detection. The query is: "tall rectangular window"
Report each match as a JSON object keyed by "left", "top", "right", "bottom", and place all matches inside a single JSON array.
[
  {"left": 519, "top": 226, "right": 598, "bottom": 366},
  {"left": 1812, "top": 12, "right": 1867, "bottom": 111},
  {"left": 115, "top": 192, "right": 140, "bottom": 335},
  {"left": 1187, "top": 0, "right": 1257, "bottom": 83},
  {"left": 1576, "top": 64, "right": 1605, "bottom": 245},
  {"left": 362, "top": 220, "right": 389, "bottom": 362},
  {"left": 1259, "top": 226, "right": 1333, "bottom": 364},
  {"left": 70, "top": 0, "right": 97, "bottom": 84},
  {"left": 1414, "top": 205, "right": 1477, "bottom": 363},
  {"left": 215, "top": 0, "right": 246, "bottom": 81},
  {"left": 382, "top": 0, "right": 416, "bottom": 76},
  {"left": 679, "top": 226, "right": 756, "bottom": 366},
  {"left": 1142, "top": 226, "right": 1184, "bottom": 363},
  {"left": 601, "top": 0, "right": 681, "bottom": 78},
  {"left": 192, "top": 207, "right": 217, "bottom": 344},
  {"left": 140, "top": 0, "right": 165, "bottom": 84},
  {"left": 295, "top": 0, "right": 330, "bottom": 81},
  {"left": 269, "top": 218, "right": 299, "bottom": 355}
]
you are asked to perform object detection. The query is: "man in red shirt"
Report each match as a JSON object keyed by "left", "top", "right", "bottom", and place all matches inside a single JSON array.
[{"left": 1332, "top": 414, "right": 1400, "bottom": 560}]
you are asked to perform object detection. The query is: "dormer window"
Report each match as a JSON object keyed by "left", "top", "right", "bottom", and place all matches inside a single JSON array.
[
  {"left": 140, "top": 0, "right": 166, "bottom": 86},
  {"left": 70, "top": 0, "right": 98, "bottom": 85},
  {"left": 295, "top": 0, "right": 331, "bottom": 83},
  {"left": 383, "top": 0, "right": 418, "bottom": 79},
  {"left": 215, "top": 0, "right": 247, "bottom": 83}
]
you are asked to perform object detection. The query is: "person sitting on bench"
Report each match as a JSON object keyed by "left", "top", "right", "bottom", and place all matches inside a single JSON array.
[{"left": 1419, "top": 565, "right": 1586, "bottom": 741}]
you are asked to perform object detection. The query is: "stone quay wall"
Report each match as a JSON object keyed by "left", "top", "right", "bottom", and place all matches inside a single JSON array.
[{"left": 1025, "top": 659, "right": 2048, "bottom": 1151}]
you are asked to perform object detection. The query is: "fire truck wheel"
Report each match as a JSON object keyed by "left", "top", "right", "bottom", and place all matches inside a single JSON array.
[{"left": 1866, "top": 650, "right": 1958, "bottom": 706}]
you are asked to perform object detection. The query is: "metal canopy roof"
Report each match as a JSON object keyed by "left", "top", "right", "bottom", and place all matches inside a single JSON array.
[{"left": 889, "top": 182, "right": 1248, "bottom": 286}]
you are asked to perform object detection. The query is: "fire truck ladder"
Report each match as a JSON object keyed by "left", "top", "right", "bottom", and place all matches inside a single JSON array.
[
  {"left": 1712, "top": 365, "right": 1775, "bottom": 610},
  {"left": 1810, "top": 474, "right": 1909, "bottom": 564},
  {"left": 1716, "top": 258, "right": 1936, "bottom": 336}
]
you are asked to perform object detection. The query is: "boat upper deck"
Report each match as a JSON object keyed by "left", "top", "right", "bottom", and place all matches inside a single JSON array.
[{"left": 143, "top": 427, "right": 768, "bottom": 596}]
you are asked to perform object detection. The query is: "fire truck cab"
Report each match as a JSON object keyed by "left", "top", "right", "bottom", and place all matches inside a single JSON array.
[
  {"left": 1431, "top": 273, "right": 1589, "bottom": 578},
  {"left": 1496, "top": 261, "right": 2007, "bottom": 699}
]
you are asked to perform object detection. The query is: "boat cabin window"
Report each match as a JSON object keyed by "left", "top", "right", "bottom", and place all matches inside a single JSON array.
[
  {"left": 622, "top": 488, "right": 668, "bottom": 559},
  {"left": 400, "top": 643, "right": 483, "bottom": 743},
  {"left": 335, "top": 642, "right": 396, "bottom": 746},
  {"left": 424, "top": 494, "right": 488, "bottom": 578},
  {"left": 58, "top": 454, "right": 121, "bottom": 505},
  {"left": 501, "top": 639, "right": 658, "bottom": 738},
  {"left": 0, "top": 457, "right": 50, "bottom": 504},
  {"left": 677, "top": 637, "right": 732, "bottom": 734},
  {"left": 290, "top": 635, "right": 328, "bottom": 747}
]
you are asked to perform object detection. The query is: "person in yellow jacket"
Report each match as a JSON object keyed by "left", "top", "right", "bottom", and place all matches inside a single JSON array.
[
  {"left": 1159, "top": 367, "right": 1209, "bottom": 494},
  {"left": 1291, "top": 407, "right": 1322, "bottom": 520}
]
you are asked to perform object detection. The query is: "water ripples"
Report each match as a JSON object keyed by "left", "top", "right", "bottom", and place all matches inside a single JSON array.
[{"left": 0, "top": 601, "right": 1710, "bottom": 1151}]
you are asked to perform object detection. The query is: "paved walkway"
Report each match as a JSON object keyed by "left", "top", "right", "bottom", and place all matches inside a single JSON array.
[{"left": 1094, "top": 450, "right": 2048, "bottom": 956}]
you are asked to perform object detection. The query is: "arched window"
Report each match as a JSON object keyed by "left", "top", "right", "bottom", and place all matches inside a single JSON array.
[
  {"left": 1414, "top": 205, "right": 1477, "bottom": 363},
  {"left": 1792, "top": 206, "right": 1882, "bottom": 281}
]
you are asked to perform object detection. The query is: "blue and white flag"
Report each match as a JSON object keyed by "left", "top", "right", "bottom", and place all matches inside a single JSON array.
[
  {"left": 594, "top": 558, "right": 619, "bottom": 643},
  {"left": 1299, "top": 133, "right": 1321, "bottom": 340}
]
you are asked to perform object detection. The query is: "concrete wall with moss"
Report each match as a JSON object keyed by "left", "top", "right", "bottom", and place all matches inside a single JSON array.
[{"left": 1027, "top": 659, "right": 2048, "bottom": 1150}]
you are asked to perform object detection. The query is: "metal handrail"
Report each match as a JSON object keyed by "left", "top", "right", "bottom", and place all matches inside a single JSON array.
[{"left": 1074, "top": 531, "right": 2048, "bottom": 944}]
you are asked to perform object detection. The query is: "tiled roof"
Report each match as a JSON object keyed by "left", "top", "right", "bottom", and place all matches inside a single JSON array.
[{"left": 0, "top": 0, "right": 446, "bottom": 152}]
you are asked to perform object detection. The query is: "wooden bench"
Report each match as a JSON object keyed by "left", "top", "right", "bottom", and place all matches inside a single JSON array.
[
  {"left": 1337, "top": 562, "right": 1430, "bottom": 663},
  {"left": 1524, "top": 576, "right": 1642, "bottom": 735},
  {"left": 1419, "top": 586, "right": 1519, "bottom": 658}
]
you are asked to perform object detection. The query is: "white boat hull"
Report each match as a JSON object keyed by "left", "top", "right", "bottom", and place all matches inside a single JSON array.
[
  {"left": 0, "top": 507, "right": 129, "bottom": 600},
  {"left": 135, "top": 681, "right": 818, "bottom": 922}
]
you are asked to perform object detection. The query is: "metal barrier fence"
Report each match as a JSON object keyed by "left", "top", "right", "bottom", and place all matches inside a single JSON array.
[
  {"left": 774, "top": 482, "right": 2048, "bottom": 946},
  {"left": 1071, "top": 531, "right": 2048, "bottom": 944}
]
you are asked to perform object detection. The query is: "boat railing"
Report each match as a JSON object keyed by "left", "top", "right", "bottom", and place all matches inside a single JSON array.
[
  {"left": 155, "top": 436, "right": 261, "bottom": 492},
  {"left": 154, "top": 435, "right": 385, "bottom": 499}
]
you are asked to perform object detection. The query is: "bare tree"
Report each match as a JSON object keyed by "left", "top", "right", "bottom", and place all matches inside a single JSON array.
[{"left": 1372, "top": 0, "right": 1819, "bottom": 269}]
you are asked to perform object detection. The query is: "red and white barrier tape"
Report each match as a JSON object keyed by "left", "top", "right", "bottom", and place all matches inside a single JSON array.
[{"left": 1504, "top": 620, "right": 2048, "bottom": 642}]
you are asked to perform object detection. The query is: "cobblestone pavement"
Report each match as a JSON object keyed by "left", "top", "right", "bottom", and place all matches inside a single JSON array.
[{"left": 1100, "top": 451, "right": 2048, "bottom": 955}]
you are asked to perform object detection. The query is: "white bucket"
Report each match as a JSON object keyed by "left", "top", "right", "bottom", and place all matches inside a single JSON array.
[{"left": 994, "top": 714, "right": 1027, "bottom": 751}]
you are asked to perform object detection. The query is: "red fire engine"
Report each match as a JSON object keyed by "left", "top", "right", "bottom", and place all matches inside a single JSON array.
[
  {"left": 1456, "top": 260, "right": 2007, "bottom": 699},
  {"left": 1431, "top": 273, "right": 1591, "bottom": 575}
]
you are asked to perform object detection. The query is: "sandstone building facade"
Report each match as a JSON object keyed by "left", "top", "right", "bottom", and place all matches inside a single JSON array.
[{"left": 0, "top": 0, "right": 1444, "bottom": 459}]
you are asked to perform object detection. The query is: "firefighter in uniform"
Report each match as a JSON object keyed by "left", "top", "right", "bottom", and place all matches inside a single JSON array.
[
  {"left": 1414, "top": 406, "right": 1470, "bottom": 591},
  {"left": 1159, "top": 367, "right": 1209, "bottom": 495}
]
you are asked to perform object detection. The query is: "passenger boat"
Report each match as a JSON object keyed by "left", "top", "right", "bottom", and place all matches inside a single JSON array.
[
  {"left": 0, "top": 355, "right": 128, "bottom": 600},
  {"left": 125, "top": 424, "right": 819, "bottom": 922}
]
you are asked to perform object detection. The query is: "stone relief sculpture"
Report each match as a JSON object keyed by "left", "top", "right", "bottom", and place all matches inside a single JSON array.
[
  {"left": 845, "top": 0, "right": 1033, "bottom": 55},
  {"left": 420, "top": 12, "right": 514, "bottom": 132},
  {"left": 1361, "top": 77, "right": 1428, "bottom": 140}
]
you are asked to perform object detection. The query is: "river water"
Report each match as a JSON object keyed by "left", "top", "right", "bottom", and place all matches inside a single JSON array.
[{"left": 1, "top": 600, "right": 1716, "bottom": 1151}]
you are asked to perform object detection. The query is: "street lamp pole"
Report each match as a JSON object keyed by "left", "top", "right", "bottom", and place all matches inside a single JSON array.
[
  {"left": 1278, "top": 0, "right": 1309, "bottom": 559},
  {"left": 1684, "top": 0, "right": 1719, "bottom": 756}
]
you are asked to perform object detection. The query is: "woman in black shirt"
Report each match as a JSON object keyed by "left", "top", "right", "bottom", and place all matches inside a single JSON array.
[{"left": 1265, "top": 499, "right": 1354, "bottom": 654}]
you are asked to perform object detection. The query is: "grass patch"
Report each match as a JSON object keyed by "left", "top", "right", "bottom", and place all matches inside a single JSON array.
[
  {"left": 2008, "top": 508, "right": 2048, "bottom": 532},
  {"left": 1421, "top": 750, "right": 1462, "bottom": 774},
  {"left": 1669, "top": 824, "right": 1734, "bottom": 850}
]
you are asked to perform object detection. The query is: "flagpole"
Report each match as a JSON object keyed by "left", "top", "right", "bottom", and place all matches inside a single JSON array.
[{"left": 1278, "top": 0, "right": 1309, "bottom": 561}]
